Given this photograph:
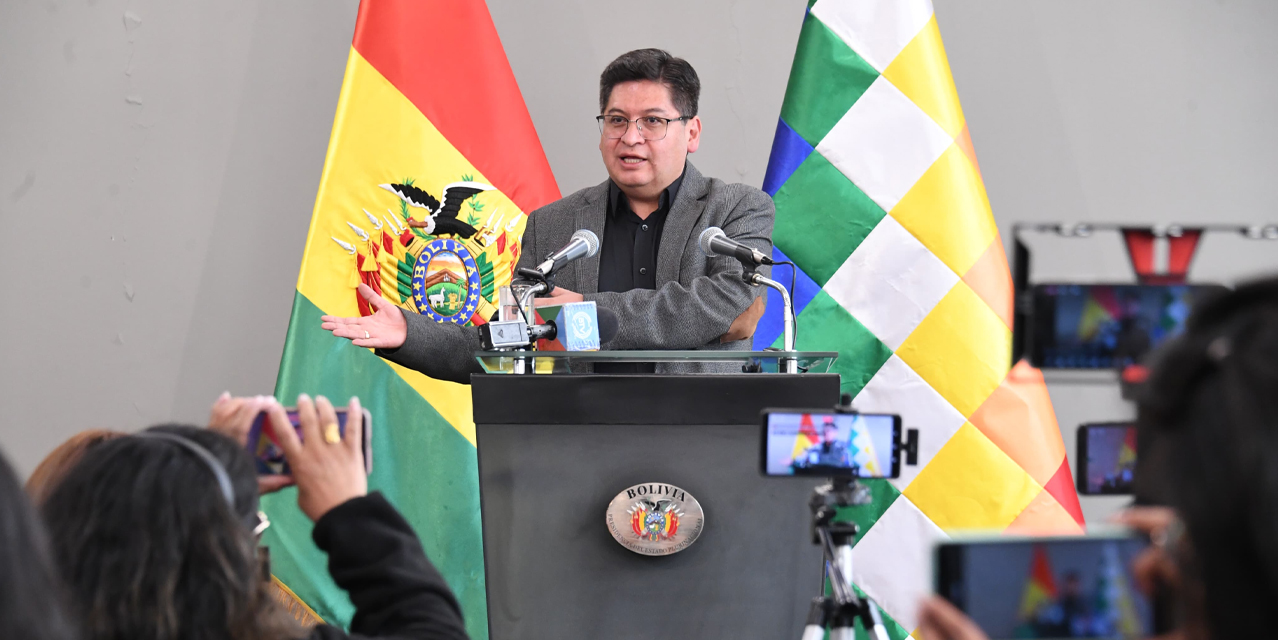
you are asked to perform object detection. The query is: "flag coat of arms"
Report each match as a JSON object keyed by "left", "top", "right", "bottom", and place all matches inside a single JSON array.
[
  {"left": 261, "top": 2, "right": 558, "bottom": 637},
  {"left": 755, "top": 0, "right": 1085, "bottom": 634}
]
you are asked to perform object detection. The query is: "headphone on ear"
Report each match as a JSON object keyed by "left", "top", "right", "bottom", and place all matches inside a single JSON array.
[{"left": 133, "top": 431, "right": 236, "bottom": 507}]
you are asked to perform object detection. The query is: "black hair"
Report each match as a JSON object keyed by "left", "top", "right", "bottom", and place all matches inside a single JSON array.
[
  {"left": 1135, "top": 276, "right": 1278, "bottom": 638},
  {"left": 0, "top": 449, "right": 80, "bottom": 640},
  {"left": 599, "top": 48, "right": 700, "bottom": 117},
  {"left": 42, "top": 425, "right": 299, "bottom": 640}
]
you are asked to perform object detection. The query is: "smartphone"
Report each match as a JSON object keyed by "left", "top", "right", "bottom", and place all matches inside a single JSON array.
[
  {"left": 935, "top": 533, "right": 1161, "bottom": 639},
  {"left": 1030, "top": 283, "right": 1224, "bottom": 369},
  {"left": 1076, "top": 422, "right": 1137, "bottom": 496},
  {"left": 246, "top": 407, "right": 373, "bottom": 476},
  {"left": 760, "top": 409, "right": 901, "bottom": 478}
]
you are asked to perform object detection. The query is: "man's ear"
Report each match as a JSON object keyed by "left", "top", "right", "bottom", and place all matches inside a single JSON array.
[{"left": 686, "top": 116, "right": 702, "bottom": 154}]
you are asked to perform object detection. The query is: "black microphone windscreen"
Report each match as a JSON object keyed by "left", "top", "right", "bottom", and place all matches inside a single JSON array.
[{"left": 596, "top": 307, "right": 620, "bottom": 343}]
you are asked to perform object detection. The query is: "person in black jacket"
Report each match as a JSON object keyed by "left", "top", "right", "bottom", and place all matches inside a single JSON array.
[{"left": 42, "top": 394, "right": 468, "bottom": 640}]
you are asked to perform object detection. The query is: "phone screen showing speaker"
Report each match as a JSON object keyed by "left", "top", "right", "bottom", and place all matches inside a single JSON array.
[
  {"left": 936, "top": 535, "right": 1154, "bottom": 639},
  {"left": 761, "top": 411, "right": 900, "bottom": 478},
  {"left": 246, "top": 408, "right": 373, "bottom": 475},
  {"left": 1031, "top": 284, "right": 1222, "bottom": 369},
  {"left": 1077, "top": 423, "right": 1137, "bottom": 495}
]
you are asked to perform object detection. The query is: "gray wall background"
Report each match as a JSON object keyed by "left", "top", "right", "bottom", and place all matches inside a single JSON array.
[{"left": 2, "top": 0, "right": 1276, "bottom": 524}]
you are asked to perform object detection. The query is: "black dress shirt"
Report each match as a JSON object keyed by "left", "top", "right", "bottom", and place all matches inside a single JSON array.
[
  {"left": 597, "top": 169, "right": 685, "bottom": 294},
  {"left": 594, "top": 168, "right": 685, "bottom": 373}
]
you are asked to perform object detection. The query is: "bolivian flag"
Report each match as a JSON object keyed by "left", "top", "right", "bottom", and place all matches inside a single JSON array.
[
  {"left": 1017, "top": 545, "right": 1058, "bottom": 624},
  {"left": 260, "top": 2, "right": 558, "bottom": 638}
]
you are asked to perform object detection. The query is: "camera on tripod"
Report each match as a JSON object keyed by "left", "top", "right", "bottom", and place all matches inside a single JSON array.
[{"left": 759, "top": 395, "right": 920, "bottom": 640}]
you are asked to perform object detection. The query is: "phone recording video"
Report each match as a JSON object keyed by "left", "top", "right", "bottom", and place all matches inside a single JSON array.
[
  {"left": 1030, "top": 283, "right": 1223, "bottom": 369},
  {"left": 246, "top": 407, "right": 373, "bottom": 476},
  {"left": 1076, "top": 423, "right": 1137, "bottom": 495},
  {"left": 935, "top": 534, "right": 1158, "bottom": 639},
  {"left": 760, "top": 410, "right": 900, "bottom": 478}
]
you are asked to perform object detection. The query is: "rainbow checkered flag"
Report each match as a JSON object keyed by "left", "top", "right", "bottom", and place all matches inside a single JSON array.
[{"left": 755, "top": 1, "right": 1084, "bottom": 634}]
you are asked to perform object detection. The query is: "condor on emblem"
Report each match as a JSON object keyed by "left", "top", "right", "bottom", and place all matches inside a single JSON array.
[{"left": 605, "top": 482, "right": 704, "bottom": 556}]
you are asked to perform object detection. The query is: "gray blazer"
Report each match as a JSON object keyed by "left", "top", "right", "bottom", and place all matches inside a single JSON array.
[{"left": 377, "top": 162, "right": 775, "bottom": 383}]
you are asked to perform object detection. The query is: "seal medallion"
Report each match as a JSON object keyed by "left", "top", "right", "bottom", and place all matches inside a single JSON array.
[
  {"left": 605, "top": 482, "right": 704, "bottom": 556},
  {"left": 411, "top": 238, "right": 481, "bottom": 324}
]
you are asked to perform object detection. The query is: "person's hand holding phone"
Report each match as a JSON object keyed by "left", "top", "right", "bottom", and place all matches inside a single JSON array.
[
  {"left": 207, "top": 393, "right": 295, "bottom": 494},
  {"left": 267, "top": 394, "right": 368, "bottom": 522}
]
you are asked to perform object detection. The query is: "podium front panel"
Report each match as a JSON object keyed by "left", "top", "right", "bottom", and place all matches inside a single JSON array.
[{"left": 472, "top": 374, "right": 841, "bottom": 640}]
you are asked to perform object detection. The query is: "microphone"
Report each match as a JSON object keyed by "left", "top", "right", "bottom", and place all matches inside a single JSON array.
[
  {"left": 533, "top": 229, "right": 600, "bottom": 277},
  {"left": 596, "top": 307, "right": 620, "bottom": 344},
  {"left": 698, "top": 227, "right": 773, "bottom": 266},
  {"left": 479, "top": 308, "right": 620, "bottom": 349},
  {"left": 529, "top": 307, "right": 620, "bottom": 344}
]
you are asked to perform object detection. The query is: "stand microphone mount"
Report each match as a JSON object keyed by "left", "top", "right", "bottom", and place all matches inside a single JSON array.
[
  {"left": 744, "top": 267, "right": 797, "bottom": 374},
  {"left": 486, "top": 268, "right": 553, "bottom": 374}
]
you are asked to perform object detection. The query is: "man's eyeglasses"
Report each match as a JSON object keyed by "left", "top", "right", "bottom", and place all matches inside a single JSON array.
[{"left": 596, "top": 114, "right": 690, "bottom": 141}]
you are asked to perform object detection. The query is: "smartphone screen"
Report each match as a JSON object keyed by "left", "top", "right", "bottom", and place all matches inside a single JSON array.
[
  {"left": 1030, "top": 284, "right": 1223, "bottom": 369},
  {"left": 1076, "top": 423, "right": 1137, "bottom": 495},
  {"left": 936, "top": 535, "right": 1154, "bottom": 639},
  {"left": 246, "top": 408, "right": 373, "bottom": 475},
  {"left": 760, "top": 410, "right": 901, "bottom": 478}
]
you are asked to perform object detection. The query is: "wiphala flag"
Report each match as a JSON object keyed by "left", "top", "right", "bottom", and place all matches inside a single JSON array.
[{"left": 754, "top": 1, "right": 1085, "bottom": 635}]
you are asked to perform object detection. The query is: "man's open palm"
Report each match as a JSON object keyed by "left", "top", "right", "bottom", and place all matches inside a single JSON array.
[{"left": 320, "top": 284, "right": 408, "bottom": 349}]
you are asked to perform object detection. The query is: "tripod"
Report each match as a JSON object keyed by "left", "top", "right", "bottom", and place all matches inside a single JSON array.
[{"left": 800, "top": 476, "right": 891, "bottom": 640}]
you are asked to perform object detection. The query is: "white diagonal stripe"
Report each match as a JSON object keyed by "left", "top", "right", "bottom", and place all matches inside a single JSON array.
[
  {"left": 810, "top": 0, "right": 934, "bottom": 72},
  {"left": 851, "top": 495, "right": 947, "bottom": 632},
  {"left": 824, "top": 216, "right": 958, "bottom": 351},
  {"left": 817, "top": 77, "right": 952, "bottom": 213},
  {"left": 853, "top": 354, "right": 966, "bottom": 491}
]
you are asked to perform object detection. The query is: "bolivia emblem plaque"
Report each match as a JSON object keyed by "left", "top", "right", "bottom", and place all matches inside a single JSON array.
[{"left": 605, "top": 482, "right": 704, "bottom": 556}]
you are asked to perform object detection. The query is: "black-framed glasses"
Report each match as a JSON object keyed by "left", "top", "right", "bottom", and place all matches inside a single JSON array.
[{"left": 596, "top": 114, "right": 690, "bottom": 141}]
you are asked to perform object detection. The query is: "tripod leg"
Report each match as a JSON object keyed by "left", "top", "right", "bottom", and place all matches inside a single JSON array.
[
  {"left": 860, "top": 599, "right": 891, "bottom": 640},
  {"left": 829, "top": 604, "right": 858, "bottom": 640},
  {"left": 800, "top": 598, "right": 829, "bottom": 640}
]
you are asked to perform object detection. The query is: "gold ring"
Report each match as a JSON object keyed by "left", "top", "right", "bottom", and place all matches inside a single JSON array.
[{"left": 322, "top": 423, "right": 342, "bottom": 444}]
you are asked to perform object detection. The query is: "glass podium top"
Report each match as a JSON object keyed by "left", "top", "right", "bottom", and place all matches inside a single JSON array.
[{"left": 475, "top": 350, "right": 838, "bottom": 374}]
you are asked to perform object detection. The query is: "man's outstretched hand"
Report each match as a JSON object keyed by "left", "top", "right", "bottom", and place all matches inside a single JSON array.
[{"left": 320, "top": 284, "right": 408, "bottom": 349}]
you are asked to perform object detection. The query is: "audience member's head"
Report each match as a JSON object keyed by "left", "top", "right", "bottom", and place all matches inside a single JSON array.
[
  {"left": 25, "top": 429, "right": 125, "bottom": 505},
  {"left": 0, "top": 449, "right": 80, "bottom": 640},
  {"left": 1136, "top": 276, "right": 1278, "bottom": 638},
  {"left": 42, "top": 424, "right": 298, "bottom": 640}
]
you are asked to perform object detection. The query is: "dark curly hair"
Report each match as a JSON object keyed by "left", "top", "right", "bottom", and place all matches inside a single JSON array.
[
  {"left": 42, "top": 425, "right": 301, "bottom": 640},
  {"left": 1135, "top": 276, "right": 1278, "bottom": 638}
]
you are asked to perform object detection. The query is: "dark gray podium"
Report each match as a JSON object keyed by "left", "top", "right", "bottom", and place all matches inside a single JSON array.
[{"left": 471, "top": 373, "right": 841, "bottom": 639}]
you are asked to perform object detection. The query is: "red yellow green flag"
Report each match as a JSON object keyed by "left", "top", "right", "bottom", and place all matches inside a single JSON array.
[
  {"left": 260, "top": 2, "right": 559, "bottom": 637},
  {"left": 1018, "top": 545, "right": 1059, "bottom": 620}
]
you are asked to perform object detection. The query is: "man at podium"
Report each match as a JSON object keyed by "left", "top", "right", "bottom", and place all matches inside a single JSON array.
[
  {"left": 320, "top": 48, "right": 775, "bottom": 381},
  {"left": 791, "top": 417, "right": 853, "bottom": 471}
]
